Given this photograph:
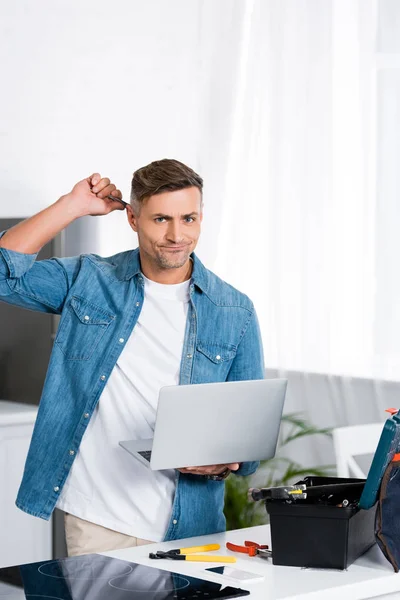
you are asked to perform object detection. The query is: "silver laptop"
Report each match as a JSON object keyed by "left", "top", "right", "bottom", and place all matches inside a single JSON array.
[{"left": 119, "top": 378, "right": 287, "bottom": 470}]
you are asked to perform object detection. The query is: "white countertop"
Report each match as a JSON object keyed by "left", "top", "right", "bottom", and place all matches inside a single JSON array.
[
  {"left": 102, "top": 524, "right": 400, "bottom": 600},
  {"left": 0, "top": 400, "right": 37, "bottom": 426}
]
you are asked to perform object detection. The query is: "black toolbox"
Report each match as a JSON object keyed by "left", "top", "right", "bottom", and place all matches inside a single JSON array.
[{"left": 266, "top": 476, "right": 376, "bottom": 570}]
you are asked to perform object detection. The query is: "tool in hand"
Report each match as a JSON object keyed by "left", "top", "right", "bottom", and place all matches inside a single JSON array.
[
  {"left": 106, "top": 194, "right": 128, "bottom": 208},
  {"left": 226, "top": 540, "right": 272, "bottom": 559},
  {"left": 149, "top": 544, "right": 237, "bottom": 563},
  {"left": 88, "top": 179, "right": 127, "bottom": 208}
]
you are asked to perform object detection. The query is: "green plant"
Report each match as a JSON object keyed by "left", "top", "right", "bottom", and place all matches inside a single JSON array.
[{"left": 224, "top": 413, "right": 335, "bottom": 530}]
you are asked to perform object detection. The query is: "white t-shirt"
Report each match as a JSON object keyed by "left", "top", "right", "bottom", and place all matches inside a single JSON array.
[{"left": 57, "top": 274, "right": 190, "bottom": 541}]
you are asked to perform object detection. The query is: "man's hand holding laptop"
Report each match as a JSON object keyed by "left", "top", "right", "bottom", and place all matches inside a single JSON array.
[{"left": 178, "top": 463, "right": 240, "bottom": 480}]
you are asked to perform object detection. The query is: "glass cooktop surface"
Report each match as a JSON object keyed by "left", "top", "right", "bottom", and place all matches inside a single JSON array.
[{"left": 0, "top": 554, "right": 250, "bottom": 600}]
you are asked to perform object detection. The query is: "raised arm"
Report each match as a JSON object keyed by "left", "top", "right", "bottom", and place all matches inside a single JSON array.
[
  {"left": 0, "top": 173, "right": 124, "bottom": 254},
  {"left": 0, "top": 173, "right": 124, "bottom": 314}
]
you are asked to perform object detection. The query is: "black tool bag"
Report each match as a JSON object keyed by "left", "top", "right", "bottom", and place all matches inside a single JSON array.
[
  {"left": 375, "top": 456, "right": 400, "bottom": 572},
  {"left": 357, "top": 409, "right": 400, "bottom": 572}
]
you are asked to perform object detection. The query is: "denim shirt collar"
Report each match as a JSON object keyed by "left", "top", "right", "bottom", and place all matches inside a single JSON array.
[{"left": 123, "top": 248, "right": 209, "bottom": 294}]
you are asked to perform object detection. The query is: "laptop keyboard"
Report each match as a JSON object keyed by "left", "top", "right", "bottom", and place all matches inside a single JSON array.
[{"left": 138, "top": 450, "right": 152, "bottom": 462}]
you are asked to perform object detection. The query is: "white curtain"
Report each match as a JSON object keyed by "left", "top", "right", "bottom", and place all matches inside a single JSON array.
[{"left": 197, "top": 0, "right": 393, "bottom": 381}]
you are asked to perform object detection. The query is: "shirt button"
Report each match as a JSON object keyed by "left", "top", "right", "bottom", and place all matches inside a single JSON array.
[
  {"left": 84, "top": 413, "right": 90, "bottom": 419},
  {"left": 84, "top": 315, "right": 90, "bottom": 321},
  {"left": 54, "top": 486, "right": 60, "bottom": 493},
  {"left": 187, "top": 354, "right": 193, "bottom": 359},
  {"left": 69, "top": 450, "right": 75, "bottom": 456},
  {"left": 172, "top": 519, "right": 178, "bottom": 525},
  {"left": 119, "top": 338, "right": 125, "bottom": 343},
  {"left": 216, "top": 355, "right": 221, "bottom": 360},
  {"left": 136, "top": 302, "right": 140, "bottom": 307},
  {"left": 100, "top": 375, "right": 106, "bottom": 381}
]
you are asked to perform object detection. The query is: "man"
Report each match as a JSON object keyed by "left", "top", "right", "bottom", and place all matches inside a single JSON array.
[{"left": 0, "top": 159, "right": 264, "bottom": 556}]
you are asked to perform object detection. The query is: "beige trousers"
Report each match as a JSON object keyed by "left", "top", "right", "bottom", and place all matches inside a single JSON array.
[{"left": 64, "top": 513, "right": 153, "bottom": 557}]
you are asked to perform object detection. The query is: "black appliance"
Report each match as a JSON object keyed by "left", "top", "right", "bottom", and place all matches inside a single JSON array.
[{"left": 0, "top": 554, "right": 250, "bottom": 600}]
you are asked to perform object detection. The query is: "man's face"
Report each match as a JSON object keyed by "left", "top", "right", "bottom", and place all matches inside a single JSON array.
[{"left": 128, "top": 186, "right": 203, "bottom": 270}]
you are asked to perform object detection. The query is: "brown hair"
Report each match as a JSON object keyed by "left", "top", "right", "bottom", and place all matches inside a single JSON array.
[{"left": 130, "top": 158, "right": 203, "bottom": 213}]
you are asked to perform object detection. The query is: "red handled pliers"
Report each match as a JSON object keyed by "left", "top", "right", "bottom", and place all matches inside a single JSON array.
[{"left": 226, "top": 540, "right": 272, "bottom": 558}]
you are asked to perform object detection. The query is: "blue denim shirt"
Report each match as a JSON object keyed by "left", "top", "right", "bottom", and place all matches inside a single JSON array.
[{"left": 0, "top": 232, "right": 264, "bottom": 540}]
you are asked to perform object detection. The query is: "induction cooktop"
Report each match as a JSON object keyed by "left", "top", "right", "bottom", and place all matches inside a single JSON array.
[{"left": 0, "top": 553, "right": 250, "bottom": 600}]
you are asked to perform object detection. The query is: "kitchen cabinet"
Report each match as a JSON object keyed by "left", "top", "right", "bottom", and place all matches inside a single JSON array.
[{"left": 0, "top": 401, "right": 52, "bottom": 567}]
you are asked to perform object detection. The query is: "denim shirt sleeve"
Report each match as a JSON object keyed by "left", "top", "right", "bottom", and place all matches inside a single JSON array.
[
  {"left": 227, "top": 305, "right": 265, "bottom": 478},
  {"left": 0, "top": 230, "right": 80, "bottom": 314}
]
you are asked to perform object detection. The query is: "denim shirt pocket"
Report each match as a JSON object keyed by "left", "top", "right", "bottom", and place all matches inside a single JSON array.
[
  {"left": 195, "top": 341, "right": 237, "bottom": 381},
  {"left": 55, "top": 295, "right": 115, "bottom": 360}
]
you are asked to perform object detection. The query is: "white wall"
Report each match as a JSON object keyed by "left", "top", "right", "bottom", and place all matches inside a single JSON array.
[{"left": 0, "top": 0, "right": 229, "bottom": 259}]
